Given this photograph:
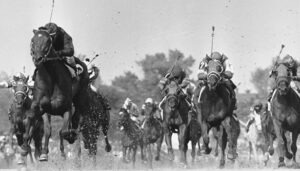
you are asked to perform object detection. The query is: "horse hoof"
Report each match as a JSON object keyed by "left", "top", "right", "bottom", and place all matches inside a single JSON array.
[
  {"left": 105, "top": 144, "right": 112, "bottom": 152},
  {"left": 197, "top": 150, "right": 202, "bottom": 156},
  {"left": 39, "top": 154, "right": 48, "bottom": 162},
  {"left": 17, "top": 157, "right": 25, "bottom": 165},
  {"left": 268, "top": 148, "right": 274, "bottom": 156},
  {"left": 278, "top": 161, "right": 286, "bottom": 168},
  {"left": 155, "top": 156, "right": 160, "bottom": 161},
  {"left": 285, "top": 152, "right": 293, "bottom": 160},
  {"left": 227, "top": 153, "right": 235, "bottom": 160}
]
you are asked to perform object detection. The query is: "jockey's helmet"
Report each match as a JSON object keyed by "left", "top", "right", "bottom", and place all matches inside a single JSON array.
[
  {"left": 282, "top": 54, "right": 296, "bottom": 68},
  {"left": 13, "top": 72, "right": 26, "bottom": 82},
  {"left": 44, "top": 22, "right": 58, "bottom": 36},
  {"left": 124, "top": 98, "right": 132, "bottom": 108},
  {"left": 145, "top": 98, "right": 154, "bottom": 105},
  {"left": 211, "top": 52, "right": 223, "bottom": 62}
]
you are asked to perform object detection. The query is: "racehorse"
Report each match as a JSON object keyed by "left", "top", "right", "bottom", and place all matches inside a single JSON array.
[
  {"left": 23, "top": 29, "right": 89, "bottom": 162},
  {"left": 270, "top": 62, "right": 300, "bottom": 167},
  {"left": 118, "top": 108, "right": 144, "bottom": 168},
  {"left": 80, "top": 86, "right": 112, "bottom": 168},
  {"left": 141, "top": 102, "right": 164, "bottom": 168},
  {"left": 8, "top": 79, "right": 43, "bottom": 164},
  {"left": 161, "top": 79, "right": 199, "bottom": 166},
  {"left": 193, "top": 59, "right": 236, "bottom": 167}
]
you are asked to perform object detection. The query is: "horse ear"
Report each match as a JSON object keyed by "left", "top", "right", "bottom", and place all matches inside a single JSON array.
[{"left": 33, "top": 29, "right": 38, "bottom": 34}]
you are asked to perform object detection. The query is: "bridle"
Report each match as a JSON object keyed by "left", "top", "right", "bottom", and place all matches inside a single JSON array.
[{"left": 31, "top": 30, "right": 61, "bottom": 64}]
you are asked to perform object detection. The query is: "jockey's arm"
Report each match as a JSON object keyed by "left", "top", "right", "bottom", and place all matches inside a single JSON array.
[
  {"left": 222, "top": 59, "right": 234, "bottom": 79},
  {"left": 57, "top": 28, "right": 74, "bottom": 57}
]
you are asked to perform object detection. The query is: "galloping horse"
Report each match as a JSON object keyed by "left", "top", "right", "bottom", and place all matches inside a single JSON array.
[
  {"left": 193, "top": 59, "right": 236, "bottom": 167},
  {"left": 80, "top": 86, "right": 112, "bottom": 167},
  {"left": 141, "top": 102, "right": 164, "bottom": 168},
  {"left": 270, "top": 62, "right": 300, "bottom": 167},
  {"left": 118, "top": 108, "right": 144, "bottom": 168},
  {"left": 23, "top": 29, "right": 89, "bottom": 161},
  {"left": 8, "top": 79, "right": 43, "bottom": 164},
  {"left": 161, "top": 79, "right": 198, "bottom": 166}
]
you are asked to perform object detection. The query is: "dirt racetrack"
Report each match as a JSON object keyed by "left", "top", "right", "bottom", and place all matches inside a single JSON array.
[{"left": 1, "top": 135, "right": 300, "bottom": 171}]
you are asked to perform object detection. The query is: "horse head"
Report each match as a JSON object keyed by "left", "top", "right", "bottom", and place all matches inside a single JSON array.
[
  {"left": 165, "top": 80, "right": 180, "bottom": 112},
  {"left": 31, "top": 29, "right": 55, "bottom": 67},
  {"left": 118, "top": 108, "right": 131, "bottom": 130},
  {"left": 12, "top": 80, "right": 30, "bottom": 125},
  {"left": 207, "top": 59, "right": 224, "bottom": 91},
  {"left": 274, "top": 63, "right": 291, "bottom": 96}
]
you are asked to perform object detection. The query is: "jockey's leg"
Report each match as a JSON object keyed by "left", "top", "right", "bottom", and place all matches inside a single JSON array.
[
  {"left": 224, "top": 79, "right": 237, "bottom": 110},
  {"left": 290, "top": 81, "right": 300, "bottom": 97}
]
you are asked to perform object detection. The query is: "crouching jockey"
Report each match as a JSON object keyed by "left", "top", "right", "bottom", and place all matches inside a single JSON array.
[
  {"left": 32, "top": 22, "right": 83, "bottom": 81},
  {"left": 158, "top": 64, "right": 193, "bottom": 110},
  {"left": 122, "top": 98, "right": 141, "bottom": 126},
  {"left": 268, "top": 54, "right": 300, "bottom": 104},
  {"left": 141, "top": 98, "right": 162, "bottom": 127},
  {"left": 197, "top": 52, "right": 237, "bottom": 110},
  {"left": 246, "top": 100, "right": 263, "bottom": 132},
  {"left": 83, "top": 57, "right": 111, "bottom": 111}
]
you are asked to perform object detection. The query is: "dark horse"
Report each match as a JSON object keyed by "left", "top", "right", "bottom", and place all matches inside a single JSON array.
[
  {"left": 193, "top": 59, "right": 236, "bottom": 167},
  {"left": 161, "top": 80, "right": 200, "bottom": 166},
  {"left": 22, "top": 29, "right": 89, "bottom": 161},
  {"left": 118, "top": 108, "right": 144, "bottom": 168},
  {"left": 141, "top": 102, "right": 164, "bottom": 168},
  {"left": 270, "top": 62, "right": 300, "bottom": 167},
  {"left": 80, "top": 86, "right": 112, "bottom": 167},
  {"left": 8, "top": 79, "right": 43, "bottom": 164}
]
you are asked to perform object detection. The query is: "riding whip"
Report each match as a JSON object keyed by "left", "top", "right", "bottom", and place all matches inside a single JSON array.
[
  {"left": 49, "top": 0, "right": 55, "bottom": 22},
  {"left": 278, "top": 44, "right": 285, "bottom": 57},
  {"left": 210, "top": 26, "right": 215, "bottom": 56},
  {"left": 88, "top": 54, "right": 99, "bottom": 66}
]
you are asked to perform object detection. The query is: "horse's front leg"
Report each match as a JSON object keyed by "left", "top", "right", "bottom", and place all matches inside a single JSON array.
[
  {"left": 147, "top": 144, "right": 153, "bottom": 169},
  {"left": 291, "top": 132, "right": 299, "bottom": 163},
  {"left": 155, "top": 132, "right": 164, "bottom": 161},
  {"left": 273, "top": 118, "right": 286, "bottom": 167},
  {"left": 132, "top": 146, "right": 137, "bottom": 168},
  {"left": 164, "top": 124, "right": 174, "bottom": 161},
  {"left": 219, "top": 126, "right": 227, "bottom": 168},
  {"left": 201, "top": 121, "right": 211, "bottom": 154},
  {"left": 222, "top": 116, "right": 235, "bottom": 160},
  {"left": 39, "top": 113, "right": 51, "bottom": 161},
  {"left": 178, "top": 124, "right": 188, "bottom": 165},
  {"left": 283, "top": 131, "right": 293, "bottom": 159}
]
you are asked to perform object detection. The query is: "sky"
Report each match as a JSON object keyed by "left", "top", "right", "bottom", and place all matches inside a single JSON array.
[{"left": 0, "top": 0, "right": 300, "bottom": 93}]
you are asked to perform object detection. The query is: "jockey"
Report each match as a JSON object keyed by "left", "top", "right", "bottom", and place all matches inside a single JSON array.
[
  {"left": 268, "top": 54, "right": 299, "bottom": 102},
  {"left": 141, "top": 98, "right": 161, "bottom": 120},
  {"left": 122, "top": 98, "right": 140, "bottom": 124},
  {"left": 197, "top": 51, "right": 237, "bottom": 110},
  {"left": 33, "top": 22, "right": 79, "bottom": 80},
  {"left": 158, "top": 64, "right": 192, "bottom": 108},
  {"left": 0, "top": 72, "right": 28, "bottom": 121},
  {"left": 83, "top": 57, "right": 111, "bottom": 111},
  {"left": 245, "top": 100, "right": 263, "bottom": 132}
]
